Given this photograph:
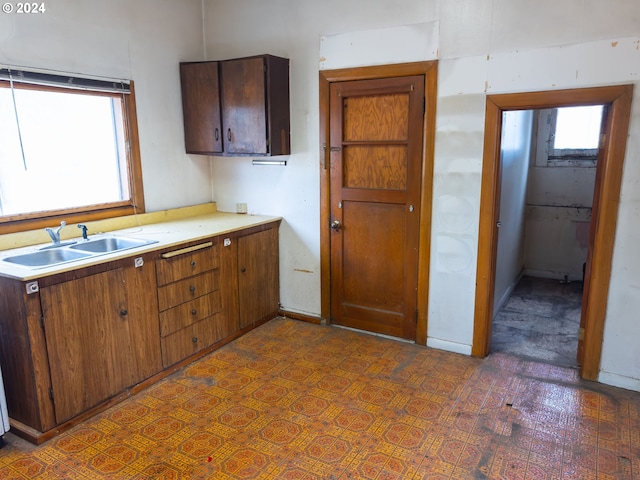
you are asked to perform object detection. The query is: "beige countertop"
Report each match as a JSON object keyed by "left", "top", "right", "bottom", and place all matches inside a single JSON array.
[{"left": 0, "top": 206, "right": 281, "bottom": 281}]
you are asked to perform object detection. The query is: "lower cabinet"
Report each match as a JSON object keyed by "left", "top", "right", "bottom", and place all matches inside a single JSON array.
[
  {"left": 158, "top": 222, "right": 281, "bottom": 367},
  {"left": 238, "top": 227, "right": 280, "bottom": 329},
  {"left": 40, "top": 261, "right": 162, "bottom": 424},
  {"left": 0, "top": 220, "right": 280, "bottom": 443},
  {"left": 155, "top": 240, "right": 229, "bottom": 368}
]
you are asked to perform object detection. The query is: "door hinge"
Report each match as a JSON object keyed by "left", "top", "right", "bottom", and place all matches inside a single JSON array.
[
  {"left": 578, "top": 327, "right": 585, "bottom": 341},
  {"left": 423, "top": 97, "right": 426, "bottom": 116},
  {"left": 40, "top": 315, "right": 45, "bottom": 330},
  {"left": 49, "top": 387, "right": 54, "bottom": 402}
]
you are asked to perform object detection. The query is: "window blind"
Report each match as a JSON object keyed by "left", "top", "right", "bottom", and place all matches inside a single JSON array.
[{"left": 0, "top": 67, "right": 130, "bottom": 94}]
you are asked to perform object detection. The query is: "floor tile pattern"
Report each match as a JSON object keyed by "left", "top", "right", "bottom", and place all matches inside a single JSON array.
[{"left": 0, "top": 317, "right": 638, "bottom": 479}]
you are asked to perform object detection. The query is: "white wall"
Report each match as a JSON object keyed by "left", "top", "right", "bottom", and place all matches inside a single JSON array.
[
  {"left": 0, "top": 0, "right": 212, "bottom": 212},
  {"left": 493, "top": 110, "right": 532, "bottom": 313},
  {"left": 204, "top": 0, "right": 640, "bottom": 390},
  {"left": 523, "top": 110, "right": 595, "bottom": 280}
]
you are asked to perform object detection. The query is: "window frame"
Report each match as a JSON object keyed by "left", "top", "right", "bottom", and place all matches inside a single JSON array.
[
  {"left": 0, "top": 79, "right": 145, "bottom": 235},
  {"left": 533, "top": 106, "right": 603, "bottom": 168}
]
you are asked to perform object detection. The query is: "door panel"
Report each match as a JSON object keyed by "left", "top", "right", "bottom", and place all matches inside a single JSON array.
[
  {"left": 221, "top": 57, "right": 267, "bottom": 154},
  {"left": 330, "top": 76, "right": 424, "bottom": 340},
  {"left": 41, "top": 269, "right": 128, "bottom": 424}
]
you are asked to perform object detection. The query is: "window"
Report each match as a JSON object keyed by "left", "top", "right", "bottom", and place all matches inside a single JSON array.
[
  {"left": 534, "top": 105, "right": 604, "bottom": 168},
  {"left": 0, "top": 68, "right": 144, "bottom": 234}
]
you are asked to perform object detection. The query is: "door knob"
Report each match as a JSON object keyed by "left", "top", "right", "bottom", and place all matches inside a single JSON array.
[{"left": 330, "top": 220, "right": 341, "bottom": 231}]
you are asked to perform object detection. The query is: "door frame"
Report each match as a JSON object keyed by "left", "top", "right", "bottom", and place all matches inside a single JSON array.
[
  {"left": 319, "top": 61, "right": 438, "bottom": 344},
  {"left": 472, "top": 85, "right": 634, "bottom": 380}
]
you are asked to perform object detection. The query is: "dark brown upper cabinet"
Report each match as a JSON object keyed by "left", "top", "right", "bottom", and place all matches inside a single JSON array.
[{"left": 180, "top": 54, "right": 290, "bottom": 156}]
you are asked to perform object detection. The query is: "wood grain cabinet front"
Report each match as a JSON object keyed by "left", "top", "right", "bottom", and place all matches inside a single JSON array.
[
  {"left": 180, "top": 54, "right": 290, "bottom": 156},
  {"left": 156, "top": 240, "right": 228, "bottom": 368},
  {"left": 40, "top": 261, "right": 162, "bottom": 425},
  {"left": 0, "top": 220, "right": 281, "bottom": 444},
  {"left": 0, "top": 254, "right": 163, "bottom": 439}
]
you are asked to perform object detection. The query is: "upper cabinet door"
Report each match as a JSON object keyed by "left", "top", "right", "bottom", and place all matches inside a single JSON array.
[
  {"left": 180, "top": 62, "right": 223, "bottom": 154},
  {"left": 221, "top": 57, "right": 268, "bottom": 155}
]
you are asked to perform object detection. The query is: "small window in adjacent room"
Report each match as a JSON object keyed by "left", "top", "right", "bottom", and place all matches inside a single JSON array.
[
  {"left": 0, "top": 67, "right": 144, "bottom": 233},
  {"left": 534, "top": 105, "right": 605, "bottom": 168}
]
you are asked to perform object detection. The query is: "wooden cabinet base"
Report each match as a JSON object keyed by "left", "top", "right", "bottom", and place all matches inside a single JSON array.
[{"left": 8, "top": 312, "right": 278, "bottom": 445}]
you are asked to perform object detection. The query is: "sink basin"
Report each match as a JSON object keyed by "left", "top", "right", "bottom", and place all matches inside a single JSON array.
[
  {"left": 69, "top": 236, "right": 157, "bottom": 253},
  {"left": 3, "top": 248, "right": 93, "bottom": 267},
  {"left": 1, "top": 235, "right": 158, "bottom": 270}
]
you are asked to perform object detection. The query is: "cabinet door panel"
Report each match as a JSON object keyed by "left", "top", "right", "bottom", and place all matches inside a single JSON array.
[
  {"left": 238, "top": 228, "right": 280, "bottom": 328},
  {"left": 180, "top": 62, "right": 222, "bottom": 154},
  {"left": 123, "top": 262, "right": 163, "bottom": 383},
  {"left": 221, "top": 57, "right": 267, "bottom": 154},
  {"left": 41, "top": 269, "right": 129, "bottom": 424}
]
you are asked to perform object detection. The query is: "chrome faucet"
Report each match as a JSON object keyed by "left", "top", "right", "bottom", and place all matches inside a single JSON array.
[{"left": 45, "top": 221, "right": 67, "bottom": 245}]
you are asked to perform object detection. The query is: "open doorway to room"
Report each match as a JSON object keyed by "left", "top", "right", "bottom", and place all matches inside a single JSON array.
[
  {"left": 490, "top": 106, "right": 602, "bottom": 368},
  {"left": 472, "top": 85, "right": 634, "bottom": 381}
]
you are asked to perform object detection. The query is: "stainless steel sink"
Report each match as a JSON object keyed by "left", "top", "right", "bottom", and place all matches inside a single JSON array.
[
  {"left": 1, "top": 235, "right": 158, "bottom": 269},
  {"left": 3, "top": 248, "right": 93, "bottom": 267},
  {"left": 69, "top": 236, "right": 156, "bottom": 253}
]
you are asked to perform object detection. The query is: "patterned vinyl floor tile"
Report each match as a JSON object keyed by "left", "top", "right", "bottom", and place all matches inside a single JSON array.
[{"left": 0, "top": 317, "right": 638, "bottom": 479}]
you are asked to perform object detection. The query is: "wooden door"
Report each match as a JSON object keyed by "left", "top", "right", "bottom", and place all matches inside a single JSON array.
[
  {"left": 41, "top": 269, "right": 130, "bottom": 423},
  {"left": 329, "top": 76, "right": 424, "bottom": 340},
  {"left": 180, "top": 62, "right": 222, "bottom": 154},
  {"left": 238, "top": 227, "right": 280, "bottom": 328},
  {"left": 221, "top": 57, "right": 268, "bottom": 154}
]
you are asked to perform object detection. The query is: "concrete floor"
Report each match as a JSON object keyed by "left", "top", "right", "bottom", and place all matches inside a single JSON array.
[{"left": 491, "top": 275, "right": 583, "bottom": 368}]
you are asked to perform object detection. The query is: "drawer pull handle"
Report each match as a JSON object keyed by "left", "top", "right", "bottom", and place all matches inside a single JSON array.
[
  {"left": 191, "top": 261, "right": 196, "bottom": 267},
  {"left": 161, "top": 241, "right": 213, "bottom": 259},
  {"left": 191, "top": 309, "right": 197, "bottom": 315},
  {"left": 190, "top": 285, "right": 196, "bottom": 293},
  {"left": 192, "top": 337, "right": 198, "bottom": 343}
]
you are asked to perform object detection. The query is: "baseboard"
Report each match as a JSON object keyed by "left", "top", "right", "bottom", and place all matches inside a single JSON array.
[
  {"left": 598, "top": 371, "right": 640, "bottom": 393},
  {"left": 279, "top": 309, "right": 324, "bottom": 325},
  {"left": 494, "top": 270, "right": 524, "bottom": 316},
  {"left": 523, "top": 268, "right": 583, "bottom": 282},
  {"left": 426, "top": 337, "right": 472, "bottom": 356}
]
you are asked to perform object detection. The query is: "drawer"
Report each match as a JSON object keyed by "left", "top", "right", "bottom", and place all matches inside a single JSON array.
[
  {"left": 160, "top": 314, "right": 226, "bottom": 368},
  {"left": 157, "top": 269, "right": 220, "bottom": 311},
  {"left": 159, "top": 291, "right": 222, "bottom": 337},
  {"left": 156, "top": 241, "right": 219, "bottom": 286}
]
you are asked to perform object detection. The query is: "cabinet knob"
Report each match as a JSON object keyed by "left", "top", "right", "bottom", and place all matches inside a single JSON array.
[
  {"left": 241, "top": 267, "right": 246, "bottom": 273},
  {"left": 192, "top": 337, "right": 198, "bottom": 343},
  {"left": 120, "top": 309, "right": 128, "bottom": 317},
  {"left": 191, "top": 261, "right": 196, "bottom": 267},
  {"left": 189, "top": 285, "right": 196, "bottom": 293},
  {"left": 191, "top": 309, "right": 197, "bottom": 315}
]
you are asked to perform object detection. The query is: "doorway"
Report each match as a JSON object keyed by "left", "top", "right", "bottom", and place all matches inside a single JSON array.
[
  {"left": 319, "top": 62, "right": 438, "bottom": 344},
  {"left": 472, "top": 85, "right": 634, "bottom": 380},
  {"left": 490, "top": 106, "right": 601, "bottom": 367}
]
